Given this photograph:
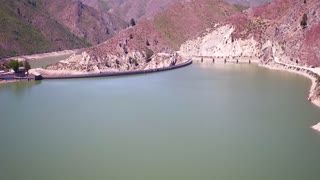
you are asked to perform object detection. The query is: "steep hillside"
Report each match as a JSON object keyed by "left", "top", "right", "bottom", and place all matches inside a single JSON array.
[
  {"left": 43, "top": 0, "right": 127, "bottom": 45},
  {"left": 0, "top": 0, "right": 126, "bottom": 58},
  {"left": 37, "top": 0, "right": 241, "bottom": 74},
  {"left": 81, "top": 0, "right": 184, "bottom": 22},
  {"left": 85, "top": 0, "right": 241, "bottom": 54},
  {"left": 181, "top": 0, "right": 320, "bottom": 66},
  {"left": 153, "top": 0, "right": 240, "bottom": 49},
  {"left": 0, "top": 0, "right": 86, "bottom": 58},
  {"left": 178, "top": 0, "right": 320, "bottom": 105},
  {"left": 229, "top": 0, "right": 320, "bottom": 66},
  {"left": 82, "top": 0, "right": 273, "bottom": 23}
]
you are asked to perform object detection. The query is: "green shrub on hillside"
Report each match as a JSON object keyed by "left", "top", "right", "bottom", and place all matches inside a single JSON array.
[{"left": 7, "top": 60, "right": 21, "bottom": 72}]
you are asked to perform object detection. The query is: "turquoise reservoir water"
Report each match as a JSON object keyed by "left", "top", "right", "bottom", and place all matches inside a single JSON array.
[{"left": 1, "top": 64, "right": 320, "bottom": 180}]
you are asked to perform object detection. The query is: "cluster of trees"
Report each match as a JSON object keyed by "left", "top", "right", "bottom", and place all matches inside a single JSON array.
[{"left": 6, "top": 60, "right": 31, "bottom": 72}]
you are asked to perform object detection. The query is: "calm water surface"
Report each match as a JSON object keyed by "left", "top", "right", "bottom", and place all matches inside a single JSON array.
[
  {"left": 29, "top": 54, "right": 72, "bottom": 68},
  {"left": 1, "top": 64, "right": 320, "bottom": 180}
]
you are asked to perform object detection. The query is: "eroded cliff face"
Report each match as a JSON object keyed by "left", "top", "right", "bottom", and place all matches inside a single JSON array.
[
  {"left": 180, "top": 25, "right": 261, "bottom": 59},
  {"left": 43, "top": 51, "right": 184, "bottom": 74},
  {"left": 181, "top": 0, "right": 320, "bottom": 67}
]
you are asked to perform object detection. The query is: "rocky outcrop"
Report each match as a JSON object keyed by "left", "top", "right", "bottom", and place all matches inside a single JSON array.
[
  {"left": 180, "top": 25, "right": 261, "bottom": 58},
  {"left": 40, "top": 51, "right": 185, "bottom": 75}
]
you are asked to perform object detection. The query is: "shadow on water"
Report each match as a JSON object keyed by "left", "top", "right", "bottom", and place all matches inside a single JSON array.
[{"left": 0, "top": 81, "right": 42, "bottom": 95}]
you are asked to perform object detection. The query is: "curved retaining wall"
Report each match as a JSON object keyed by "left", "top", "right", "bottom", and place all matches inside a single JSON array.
[
  {"left": 189, "top": 56, "right": 260, "bottom": 64},
  {"left": 270, "top": 61, "right": 320, "bottom": 104},
  {"left": 275, "top": 61, "right": 320, "bottom": 81},
  {"left": 42, "top": 60, "right": 192, "bottom": 80}
]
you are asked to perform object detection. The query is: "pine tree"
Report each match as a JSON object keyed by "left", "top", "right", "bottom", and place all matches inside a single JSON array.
[{"left": 130, "top": 18, "right": 136, "bottom": 26}]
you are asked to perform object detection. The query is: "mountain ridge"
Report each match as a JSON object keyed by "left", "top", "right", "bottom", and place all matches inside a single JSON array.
[
  {"left": 35, "top": 0, "right": 241, "bottom": 74},
  {"left": 0, "top": 0, "right": 273, "bottom": 59}
]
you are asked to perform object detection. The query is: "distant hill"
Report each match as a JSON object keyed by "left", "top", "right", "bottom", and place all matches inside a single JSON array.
[
  {"left": 81, "top": 0, "right": 184, "bottom": 22},
  {"left": 81, "top": 0, "right": 273, "bottom": 23},
  {"left": 0, "top": 0, "right": 126, "bottom": 58}
]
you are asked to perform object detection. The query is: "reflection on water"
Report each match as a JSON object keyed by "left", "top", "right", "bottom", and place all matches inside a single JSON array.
[{"left": 0, "top": 81, "right": 41, "bottom": 96}]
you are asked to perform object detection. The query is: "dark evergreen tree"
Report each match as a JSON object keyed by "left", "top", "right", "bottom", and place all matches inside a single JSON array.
[
  {"left": 130, "top": 18, "right": 136, "bottom": 26},
  {"left": 300, "top": 13, "right": 308, "bottom": 29}
]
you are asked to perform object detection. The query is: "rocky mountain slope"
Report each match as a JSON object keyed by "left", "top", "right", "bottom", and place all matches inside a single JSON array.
[
  {"left": 179, "top": 0, "right": 320, "bottom": 103},
  {"left": 81, "top": 0, "right": 273, "bottom": 23},
  {"left": 181, "top": 0, "right": 320, "bottom": 66},
  {"left": 0, "top": 0, "right": 126, "bottom": 58},
  {"left": 81, "top": 0, "right": 184, "bottom": 22},
  {"left": 39, "top": 0, "right": 241, "bottom": 74},
  {"left": 0, "top": 0, "right": 273, "bottom": 59},
  {"left": 43, "top": 0, "right": 127, "bottom": 45}
]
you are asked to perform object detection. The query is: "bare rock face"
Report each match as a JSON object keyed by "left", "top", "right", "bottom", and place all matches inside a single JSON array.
[
  {"left": 181, "top": 0, "right": 320, "bottom": 67},
  {"left": 44, "top": 50, "right": 185, "bottom": 74},
  {"left": 180, "top": 25, "right": 261, "bottom": 58}
]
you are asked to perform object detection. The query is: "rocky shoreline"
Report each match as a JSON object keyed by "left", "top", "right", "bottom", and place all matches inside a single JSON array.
[
  {"left": 264, "top": 61, "right": 320, "bottom": 107},
  {"left": 30, "top": 52, "right": 186, "bottom": 76},
  {"left": 261, "top": 61, "right": 320, "bottom": 132}
]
